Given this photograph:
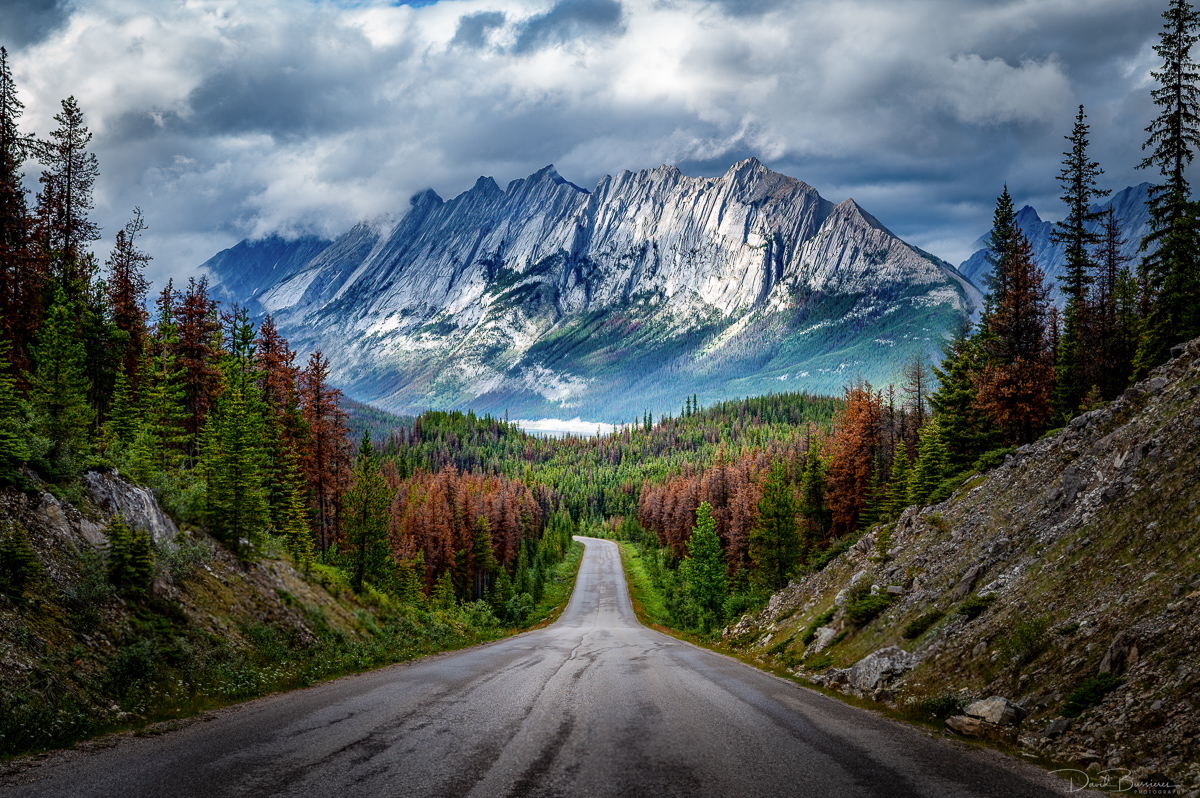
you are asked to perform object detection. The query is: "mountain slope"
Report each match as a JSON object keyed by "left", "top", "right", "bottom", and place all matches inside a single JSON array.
[
  {"left": 726, "top": 335, "right": 1200, "bottom": 790},
  {"left": 959, "top": 183, "right": 1152, "bottom": 301},
  {"left": 204, "top": 159, "right": 982, "bottom": 420}
]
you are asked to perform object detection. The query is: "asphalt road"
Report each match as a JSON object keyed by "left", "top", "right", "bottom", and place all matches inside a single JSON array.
[{"left": 3, "top": 537, "right": 1086, "bottom": 798}]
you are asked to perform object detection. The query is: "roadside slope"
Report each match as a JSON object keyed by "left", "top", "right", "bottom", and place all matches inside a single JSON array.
[{"left": 727, "top": 337, "right": 1200, "bottom": 791}]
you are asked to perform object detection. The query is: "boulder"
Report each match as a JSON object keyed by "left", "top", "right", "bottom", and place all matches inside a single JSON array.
[
  {"left": 964, "top": 696, "right": 1027, "bottom": 726},
  {"left": 1043, "top": 718, "right": 1071, "bottom": 739},
  {"left": 945, "top": 715, "right": 1018, "bottom": 744},
  {"left": 952, "top": 564, "right": 983, "bottom": 601},
  {"left": 1098, "top": 630, "right": 1138, "bottom": 675},
  {"left": 809, "top": 625, "right": 840, "bottom": 652},
  {"left": 886, "top": 585, "right": 904, "bottom": 597},
  {"left": 845, "top": 646, "right": 919, "bottom": 691}
]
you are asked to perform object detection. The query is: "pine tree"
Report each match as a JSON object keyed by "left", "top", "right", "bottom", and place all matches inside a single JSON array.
[
  {"left": 34, "top": 96, "right": 101, "bottom": 295},
  {"left": 201, "top": 371, "right": 271, "bottom": 552},
  {"left": 980, "top": 185, "right": 1019, "bottom": 326},
  {"left": 0, "top": 521, "right": 41, "bottom": 601},
  {"left": 974, "top": 232, "right": 1056, "bottom": 444},
  {"left": 343, "top": 434, "right": 392, "bottom": 593},
  {"left": 278, "top": 442, "right": 315, "bottom": 569},
  {"left": 798, "top": 440, "right": 830, "bottom": 552},
  {"left": 0, "top": 47, "right": 43, "bottom": 377},
  {"left": 908, "top": 420, "right": 951, "bottom": 506},
  {"left": 1090, "top": 208, "right": 1137, "bottom": 397},
  {"left": 679, "top": 501, "right": 727, "bottom": 632},
  {"left": 930, "top": 333, "right": 995, "bottom": 470},
  {"left": 1137, "top": 0, "right": 1200, "bottom": 372},
  {"left": 884, "top": 442, "right": 912, "bottom": 521},
  {"left": 300, "top": 350, "right": 349, "bottom": 556},
  {"left": 471, "top": 516, "right": 496, "bottom": 601},
  {"left": 105, "top": 209, "right": 150, "bottom": 387},
  {"left": 0, "top": 342, "right": 30, "bottom": 486},
  {"left": 28, "top": 285, "right": 91, "bottom": 480},
  {"left": 1052, "top": 105, "right": 1110, "bottom": 421},
  {"left": 749, "top": 461, "right": 801, "bottom": 590},
  {"left": 105, "top": 515, "right": 153, "bottom": 598}
]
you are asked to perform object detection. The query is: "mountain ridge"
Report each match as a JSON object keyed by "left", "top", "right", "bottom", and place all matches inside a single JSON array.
[
  {"left": 202, "top": 159, "right": 983, "bottom": 420},
  {"left": 959, "top": 183, "right": 1152, "bottom": 300}
]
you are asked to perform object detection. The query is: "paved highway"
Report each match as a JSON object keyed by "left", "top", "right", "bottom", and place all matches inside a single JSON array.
[{"left": 3, "top": 537, "right": 1085, "bottom": 797}]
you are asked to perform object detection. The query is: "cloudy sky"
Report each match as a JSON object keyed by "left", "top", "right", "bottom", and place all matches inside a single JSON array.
[{"left": 1, "top": 0, "right": 1163, "bottom": 288}]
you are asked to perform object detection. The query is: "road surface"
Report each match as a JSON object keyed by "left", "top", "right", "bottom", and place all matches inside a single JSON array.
[{"left": 3, "top": 537, "right": 1084, "bottom": 797}]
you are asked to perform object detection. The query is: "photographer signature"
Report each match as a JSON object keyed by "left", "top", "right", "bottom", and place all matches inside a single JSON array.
[{"left": 1051, "top": 768, "right": 1178, "bottom": 794}]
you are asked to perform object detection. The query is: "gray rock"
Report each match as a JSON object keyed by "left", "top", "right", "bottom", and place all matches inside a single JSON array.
[
  {"left": 946, "top": 715, "right": 1018, "bottom": 744},
  {"left": 845, "top": 646, "right": 920, "bottom": 691},
  {"left": 964, "top": 695, "right": 1027, "bottom": 726},
  {"left": 809, "top": 625, "right": 840, "bottom": 652},
  {"left": 1099, "top": 630, "right": 1138, "bottom": 676},
  {"left": 952, "top": 564, "right": 984, "bottom": 601},
  {"left": 84, "top": 470, "right": 179, "bottom": 545},
  {"left": 886, "top": 585, "right": 904, "bottom": 597},
  {"left": 1044, "top": 718, "right": 1071, "bottom": 738}
]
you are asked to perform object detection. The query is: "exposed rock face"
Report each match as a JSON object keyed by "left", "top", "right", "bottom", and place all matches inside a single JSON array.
[
  {"left": 204, "top": 159, "right": 981, "bottom": 418},
  {"left": 84, "top": 470, "right": 180, "bottom": 545}
]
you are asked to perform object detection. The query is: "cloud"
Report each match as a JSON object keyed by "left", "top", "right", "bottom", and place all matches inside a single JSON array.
[
  {"left": 512, "top": 0, "right": 624, "bottom": 53},
  {"left": 2, "top": 0, "right": 1163, "bottom": 285},
  {"left": 0, "top": 0, "right": 70, "bottom": 48},
  {"left": 452, "top": 11, "right": 506, "bottom": 49}
]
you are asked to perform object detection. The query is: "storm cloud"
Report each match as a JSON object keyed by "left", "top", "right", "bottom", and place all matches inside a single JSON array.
[{"left": 1, "top": 0, "right": 1164, "bottom": 287}]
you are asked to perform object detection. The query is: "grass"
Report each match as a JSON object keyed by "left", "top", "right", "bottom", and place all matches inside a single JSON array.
[
  {"left": 617, "top": 543, "right": 672, "bottom": 629},
  {"left": 901, "top": 610, "right": 944, "bottom": 640}
]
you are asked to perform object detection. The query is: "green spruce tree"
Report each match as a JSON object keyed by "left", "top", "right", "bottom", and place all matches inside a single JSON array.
[
  {"left": 908, "top": 420, "right": 951, "bottom": 506},
  {"left": 1137, "top": 0, "right": 1200, "bottom": 372},
  {"left": 1052, "top": 105, "right": 1109, "bottom": 422},
  {"left": 28, "top": 285, "right": 91, "bottom": 480},
  {"left": 750, "top": 461, "right": 801, "bottom": 590},
  {"left": 343, "top": 432, "right": 393, "bottom": 593},
  {"left": 679, "top": 501, "right": 728, "bottom": 632}
]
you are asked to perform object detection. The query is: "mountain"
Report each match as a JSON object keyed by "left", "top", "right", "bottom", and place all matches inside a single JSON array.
[
  {"left": 202, "top": 159, "right": 982, "bottom": 420},
  {"left": 959, "top": 183, "right": 1152, "bottom": 302},
  {"left": 202, "top": 234, "right": 333, "bottom": 310}
]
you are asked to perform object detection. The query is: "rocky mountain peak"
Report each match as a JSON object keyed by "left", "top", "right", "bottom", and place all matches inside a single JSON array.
[{"left": 205, "top": 159, "right": 979, "bottom": 418}]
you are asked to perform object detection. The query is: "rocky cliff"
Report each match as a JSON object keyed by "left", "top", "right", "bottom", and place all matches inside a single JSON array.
[
  {"left": 727, "top": 336, "right": 1200, "bottom": 792},
  {"left": 204, "top": 159, "right": 982, "bottom": 420}
]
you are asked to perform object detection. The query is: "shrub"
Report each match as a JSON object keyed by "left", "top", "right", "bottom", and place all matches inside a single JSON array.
[
  {"left": 957, "top": 593, "right": 995, "bottom": 621},
  {"left": 1055, "top": 622, "right": 1080, "bottom": 636},
  {"left": 1000, "top": 616, "right": 1050, "bottom": 664},
  {"left": 105, "top": 516, "right": 154, "bottom": 598},
  {"left": 1063, "top": 673, "right": 1122, "bottom": 718},
  {"left": 902, "top": 610, "right": 944, "bottom": 640},
  {"left": 801, "top": 607, "right": 837, "bottom": 646},
  {"left": 846, "top": 593, "right": 891, "bottom": 626},
  {"left": 808, "top": 532, "right": 861, "bottom": 572},
  {"left": 973, "top": 447, "right": 1016, "bottom": 473},
  {"left": 157, "top": 533, "right": 213, "bottom": 581},
  {"left": 906, "top": 692, "right": 967, "bottom": 721},
  {"left": 0, "top": 522, "right": 41, "bottom": 601}
]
